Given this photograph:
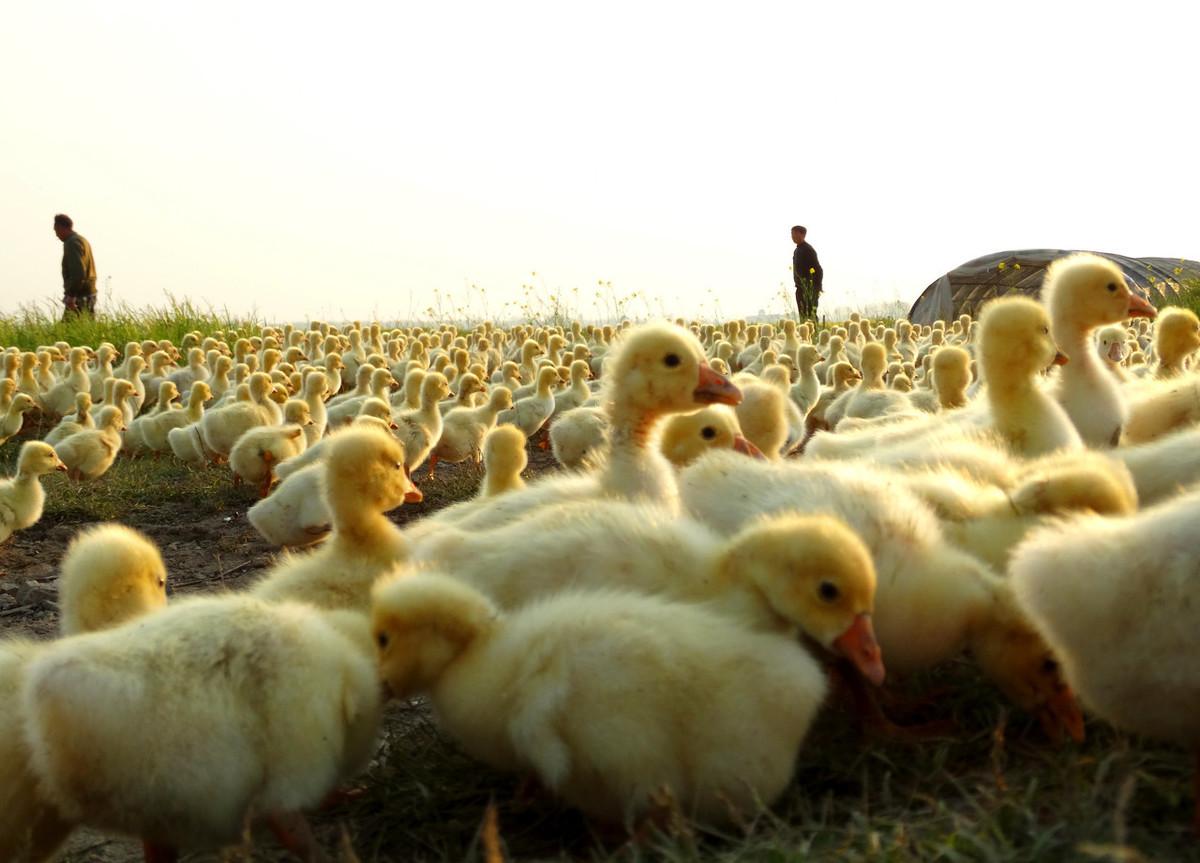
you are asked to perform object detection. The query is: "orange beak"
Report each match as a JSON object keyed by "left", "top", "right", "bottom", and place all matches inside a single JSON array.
[
  {"left": 732, "top": 434, "right": 767, "bottom": 460},
  {"left": 1036, "top": 685, "right": 1086, "bottom": 744},
  {"left": 1126, "top": 292, "right": 1157, "bottom": 320},
  {"left": 1053, "top": 351, "right": 1069, "bottom": 366},
  {"left": 693, "top": 363, "right": 742, "bottom": 406},
  {"left": 833, "top": 613, "right": 886, "bottom": 686}
]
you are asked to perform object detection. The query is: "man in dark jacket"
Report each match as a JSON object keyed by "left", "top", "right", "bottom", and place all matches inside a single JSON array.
[
  {"left": 791, "top": 225, "right": 823, "bottom": 320},
  {"left": 54, "top": 213, "right": 97, "bottom": 318}
]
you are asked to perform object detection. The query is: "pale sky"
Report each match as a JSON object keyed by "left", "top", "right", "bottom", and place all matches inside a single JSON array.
[{"left": 3, "top": 1, "right": 1197, "bottom": 324}]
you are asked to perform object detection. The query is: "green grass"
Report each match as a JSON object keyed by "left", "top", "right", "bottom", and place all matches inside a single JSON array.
[
  {"left": 0, "top": 295, "right": 262, "bottom": 353},
  {"left": 1174, "top": 278, "right": 1200, "bottom": 317},
  {"left": 0, "top": 431, "right": 255, "bottom": 522}
]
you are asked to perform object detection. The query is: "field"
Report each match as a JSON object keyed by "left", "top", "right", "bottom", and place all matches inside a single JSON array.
[
  {"left": 2, "top": 296, "right": 1199, "bottom": 863},
  {"left": 2, "top": 424, "right": 1196, "bottom": 863}
]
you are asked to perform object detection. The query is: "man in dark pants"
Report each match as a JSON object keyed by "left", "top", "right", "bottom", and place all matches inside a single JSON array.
[
  {"left": 54, "top": 213, "right": 97, "bottom": 318},
  {"left": 791, "top": 225, "right": 823, "bottom": 320}
]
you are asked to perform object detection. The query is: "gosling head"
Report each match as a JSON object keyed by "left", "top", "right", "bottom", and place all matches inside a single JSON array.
[
  {"left": 719, "top": 513, "right": 884, "bottom": 685},
  {"left": 1154, "top": 307, "right": 1200, "bottom": 364},
  {"left": 978, "top": 296, "right": 1064, "bottom": 383},
  {"left": 59, "top": 523, "right": 168, "bottom": 636},
  {"left": 1041, "top": 253, "right": 1157, "bottom": 338},
  {"left": 18, "top": 440, "right": 68, "bottom": 476},
  {"left": 421, "top": 371, "right": 451, "bottom": 405},
  {"left": 660, "top": 405, "right": 762, "bottom": 468},
  {"left": 970, "top": 588, "right": 1085, "bottom": 744},
  {"left": 372, "top": 573, "right": 496, "bottom": 698},
  {"left": 603, "top": 322, "right": 741, "bottom": 417},
  {"left": 97, "top": 405, "right": 126, "bottom": 432},
  {"left": 326, "top": 425, "right": 422, "bottom": 514}
]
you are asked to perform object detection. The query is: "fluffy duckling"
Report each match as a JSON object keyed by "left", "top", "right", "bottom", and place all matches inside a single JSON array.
[
  {"left": 733, "top": 376, "right": 790, "bottom": 459},
  {"left": 166, "top": 346, "right": 211, "bottom": 391},
  {"left": 394, "top": 371, "right": 451, "bottom": 472},
  {"left": 498, "top": 365, "right": 558, "bottom": 439},
  {"left": 659, "top": 404, "right": 762, "bottom": 468},
  {"left": 438, "top": 372, "right": 485, "bottom": 416},
  {"left": 1096, "top": 325, "right": 1130, "bottom": 381},
  {"left": 1011, "top": 485, "right": 1200, "bottom": 826},
  {"left": 372, "top": 574, "right": 827, "bottom": 826},
  {"left": 827, "top": 343, "right": 910, "bottom": 426},
  {"left": 791, "top": 344, "right": 823, "bottom": 416},
  {"left": 198, "top": 371, "right": 277, "bottom": 461},
  {"left": 550, "top": 359, "right": 593, "bottom": 418},
  {"left": 41, "top": 348, "right": 91, "bottom": 418},
  {"left": 1152, "top": 306, "right": 1200, "bottom": 378},
  {"left": 272, "top": 407, "right": 392, "bottom": 484},
  {"left": 0, "top": 442, "right": 67, "bottom": 545},
  {"left": 124, "top": 380, "right": 180, "bottom": 456},
  {"left": 909, "top": 346, "right": 971, "bottom": 413},
  {"left": 761, "top": 365, "right": 808, "bottom": 452},
  {"left": 21, "top": 595, "right": 381, "bottom": 860},
  {"left": 143, "top": 381, "right": 212, "bottom": 454},
  {"left": 479, "top": 424, "right": 528, "bottom": 498},
  {"left": 978, "top": 297, "right": 1082, "bottom": 457},
  {"left": 549, "top": 405, "right": 610, "bottom": 470},
  {"left": 678, "top": 451, "right": 1084, "bottom": 740},
  {"left": 54, "top": 406, "right": 126, "bottom": 481},
  {"left": 250, "top": 426, "right": 421, "bottom": 614},
  {"left": 0, "top": 377, "right": 16, "bottom": 416},
  {"left": 327, "top": 367, "right": 395, "bottom": 428},
  {"left": 58, "top": 523, "right": 168, "bottom": 636},
  {"left": 806, "top": 362, "right": 861, "bottom": 431},
  {"left": 429, "top": 386, "right": 514, "bottom": 476},
  {"left": 247, "top": 461, "right": 332, "bottom": 548},
  {"left": 2, "top": 536, "right": 177, "bottom": 863},
  {"left": 0, "top": 393, "right": 38, "bottom": 447},
  {"left": 229, "top": 408, "right": 309, "bottom": 498},
  {"left": 42, "top": 392, "right": 95, "bottom": 447},
  {"left": 300, "top": 371, "right": 329, "bottom": 443},
  {"left": 407, "top": 323, "right": 741, "bottom": 547},
  {"left": 1042, "top": 253, "right": 1157, "bottom": 445},
  {"left": 417, "top": 502, "right": 884, "bottom": 683}
]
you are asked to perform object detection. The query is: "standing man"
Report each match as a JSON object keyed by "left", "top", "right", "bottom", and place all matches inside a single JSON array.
[
  {"left": 791, "top": 225, "right": 823, "bottom": 320},
  {"left": 54, "top": 213, "right": 97, "bottom": 318}
]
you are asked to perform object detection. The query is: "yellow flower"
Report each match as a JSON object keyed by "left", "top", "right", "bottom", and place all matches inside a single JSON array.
[
  {"left": 809, "top": 267, "right": 816, "bottom": 275},
  {"left": 1013, "top": 263, "right": 1021, "bottom": 270},
  {"left": 998, "top": 262, "right": 1007, "bottom": 271},
  {"left": 1175, "top": 267, "right": 1183, "bottom": 276}
]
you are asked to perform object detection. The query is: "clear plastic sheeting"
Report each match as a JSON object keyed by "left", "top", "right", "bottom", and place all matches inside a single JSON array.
[{"left": 908, "top": 249, "right": 1200, "bottom": 325}]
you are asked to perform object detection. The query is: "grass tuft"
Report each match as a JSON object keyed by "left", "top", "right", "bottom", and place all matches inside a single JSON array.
[{"left": 0, "top": 295, "right": 262, "bottom": 352}]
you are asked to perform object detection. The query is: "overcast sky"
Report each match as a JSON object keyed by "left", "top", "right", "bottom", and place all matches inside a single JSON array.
[{"left": 3, "top": 0, "right": 1197, "bottom": 323}]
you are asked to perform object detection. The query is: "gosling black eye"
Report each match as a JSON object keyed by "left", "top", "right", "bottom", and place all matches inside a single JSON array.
[
  {"left": 1042, "top": 326, "right": 1049, "bottom": 335},
  {"left": 377, "top": 632, "right": 389, "bottom": 649},
  {"left": 664, "top": 353, "right": 681, "bottom": 367},
  {"left": 1041, "top": 657, "right": 1059, "bottom": 675},
  {"left": 1106, "top": 283, "right": 1117, "bottom": 293},
  {"left": 701, "top": 426, "right": 716, "bottom": 440},
  {"left": 818, "top": 581, "right": 840, "bottom": 602}
]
